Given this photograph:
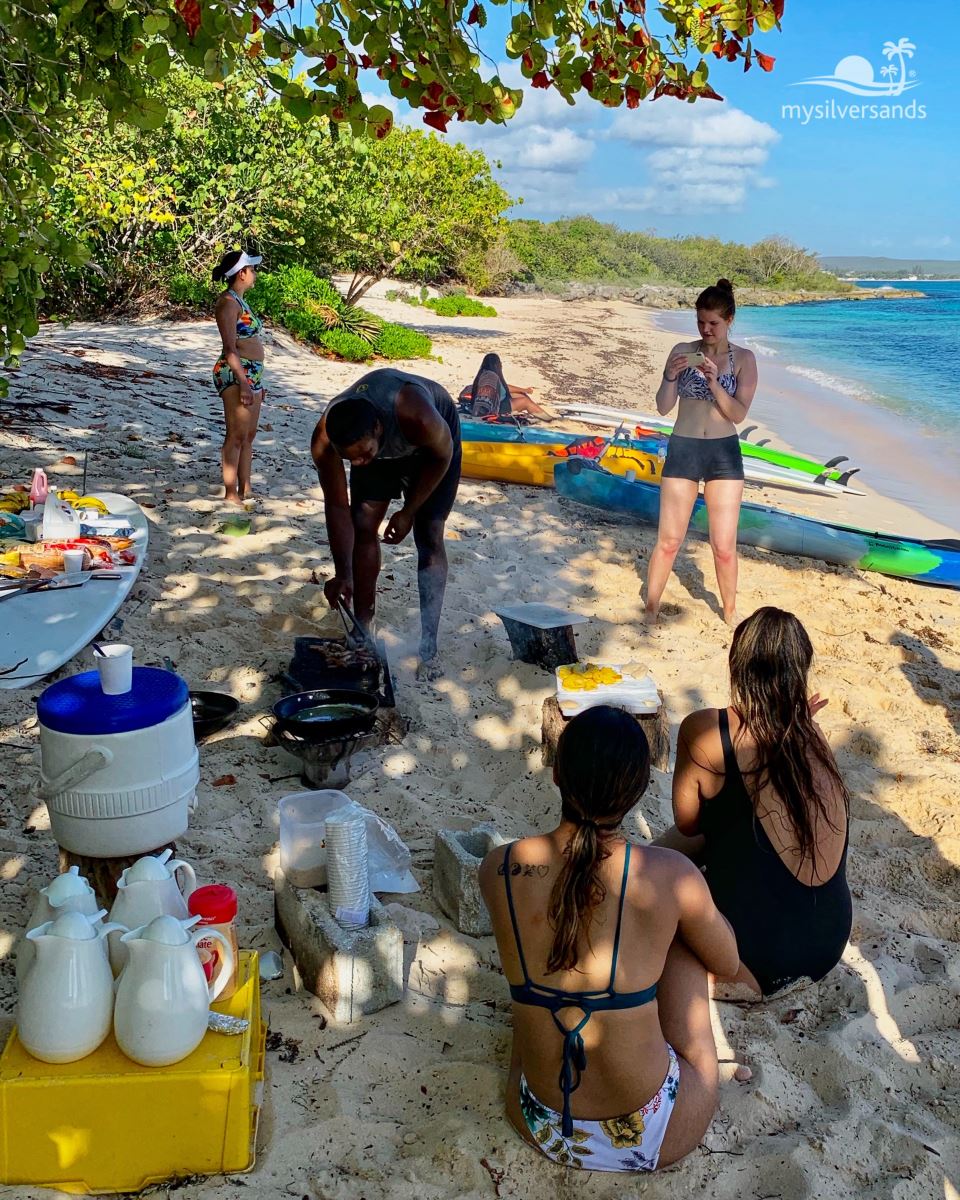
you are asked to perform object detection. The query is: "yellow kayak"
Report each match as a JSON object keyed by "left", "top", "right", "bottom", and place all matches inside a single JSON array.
[{"left": 461, "top": 441, "right": 661, "bottom": 488}]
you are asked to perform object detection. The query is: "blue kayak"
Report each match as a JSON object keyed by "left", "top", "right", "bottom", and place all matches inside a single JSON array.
[{"left": 554, "top": 459, "right": 960, "bottom": 589}]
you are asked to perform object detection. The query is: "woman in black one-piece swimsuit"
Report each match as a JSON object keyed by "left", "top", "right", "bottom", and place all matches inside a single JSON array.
[{"left": 659, "top": 607, "right": 852, "bottom": 998}]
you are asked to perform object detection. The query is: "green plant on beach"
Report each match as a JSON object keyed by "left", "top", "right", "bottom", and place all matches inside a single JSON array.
[
  {"left": 318, "top": 328, "right": 374, "bottom": 363},
  {"left": 375, "top": 324, "right": 433, "bottom": 361},
  {"left": 423, "top": 295, "right": 497, "bottom": 317},
  {"left": 0, "top": 0, "right": 781, "bottom": 390}
]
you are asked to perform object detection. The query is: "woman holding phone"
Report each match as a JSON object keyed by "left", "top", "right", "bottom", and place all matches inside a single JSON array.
[{"left": 643, "top": 279, "right": 758, "bottom": 627}]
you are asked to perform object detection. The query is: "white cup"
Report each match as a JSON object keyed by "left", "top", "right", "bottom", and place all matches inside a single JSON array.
[
  {"left": 96, "top": 644, "right": 133, "bottom": 695},
  {"left": 62, "top": 548, "right": 85, "bottom": 576}
]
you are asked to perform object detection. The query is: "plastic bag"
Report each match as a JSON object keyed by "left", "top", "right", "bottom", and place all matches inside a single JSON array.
[
  {"left": 329, "top": 801, "right": 419, "bottom": 894},
  {"left": 280, "top": 792, "right": 419, "bottom": 894}
]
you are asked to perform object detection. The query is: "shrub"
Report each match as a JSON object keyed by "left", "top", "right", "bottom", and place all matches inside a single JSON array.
[
  {"left": 168, "top": 273, "right": 220, "bottom": 307},
  {"left": 423, "top": 294, "right": 497, "bottom": 317},
  {"left": 319, "top": 329, "right": 374, "bottom": 362},
  {"left": 375, "top": 323, "right": 433, "bottom": 360},
  {"left": 255, "top": 265, "right": 343, "bottom": 320},
  {"left": 338, "top": 305, "right": 383, "bottom": 344}
]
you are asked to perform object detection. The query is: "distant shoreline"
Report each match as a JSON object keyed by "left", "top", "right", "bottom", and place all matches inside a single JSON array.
[{"left": 507, "top": 281, "right": 927, "bottom": 309}]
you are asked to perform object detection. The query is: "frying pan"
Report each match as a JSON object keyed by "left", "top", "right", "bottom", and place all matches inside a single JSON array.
[{"left": 272, "top": 688, "right": 379, "bottom": 743}]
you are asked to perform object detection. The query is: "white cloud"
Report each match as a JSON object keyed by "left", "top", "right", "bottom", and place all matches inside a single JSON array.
[{"left": 912, "top": 234, "right": 953, "bottom": 249}]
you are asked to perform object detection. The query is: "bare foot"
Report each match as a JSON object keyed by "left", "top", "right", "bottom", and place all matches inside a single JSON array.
[
  {"left": 416, "top": 644, "right": 442, "bottom": 681},
  {"left": 223, "top": 492, "right": 245, "bottom": 507},
  {"left": 723, "top": 610, "right": 741, "bottom": 629},
  {"left": 642, "top": 606, "right": 660, "bottom": 626}
]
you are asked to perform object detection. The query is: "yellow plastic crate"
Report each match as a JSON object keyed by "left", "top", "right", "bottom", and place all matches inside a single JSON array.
[{"left": 0, "top": 950, "right": 266, "bottom": 1194}]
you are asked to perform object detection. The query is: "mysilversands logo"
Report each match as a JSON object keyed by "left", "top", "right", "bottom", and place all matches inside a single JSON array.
[{"left": 782, "top": 38, "right": 927, "bottom": 124}]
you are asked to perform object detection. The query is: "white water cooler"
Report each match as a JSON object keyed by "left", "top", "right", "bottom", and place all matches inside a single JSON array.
[{"left": 36, "top": 668, "right": 200, "bottom": 856}]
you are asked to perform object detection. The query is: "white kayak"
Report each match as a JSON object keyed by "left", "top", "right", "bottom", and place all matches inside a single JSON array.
[
  {"left": 0, "top": 493, "right": 149, "bottom": 691},
  {"left": 555, "top": 405, "right": 866, "bottom": 498}
]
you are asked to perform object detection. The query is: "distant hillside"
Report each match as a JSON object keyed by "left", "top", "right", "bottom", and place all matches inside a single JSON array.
[{"left": 821, "top": 255, "right": 960, "bottom": 280}]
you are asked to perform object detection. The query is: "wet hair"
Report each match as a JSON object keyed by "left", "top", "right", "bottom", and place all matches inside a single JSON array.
[
  {"left": 547, "top": 706, "right": 651, "bottom": 974},
  {"left": 728, "top": 607, "right": 849, "bottom": 877},
  {"left": 212, "top": 250, "right": 245, "bottom": 284},
  {"left": 696, "top": 277, "right": 736, "bottom": 320},
  {"left": 325, "top": 397, "right": 379, "bottom": 449}
]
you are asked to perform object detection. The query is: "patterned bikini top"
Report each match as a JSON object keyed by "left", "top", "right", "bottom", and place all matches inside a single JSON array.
[
  {"left": 677, "top": 342, "right": 737, "bottom": 402},
  {"left": 228, "top": 289, "right": 263, "bottom": 340}
]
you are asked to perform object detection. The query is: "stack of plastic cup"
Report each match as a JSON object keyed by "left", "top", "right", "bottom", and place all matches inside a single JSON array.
[{"left": 325, "top": 807, "right": 370, "bottom": 930}]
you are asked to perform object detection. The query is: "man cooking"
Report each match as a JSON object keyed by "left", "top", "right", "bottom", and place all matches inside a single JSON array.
[{"left": 311, "top": 368, "right": 462, "bottom": 680}]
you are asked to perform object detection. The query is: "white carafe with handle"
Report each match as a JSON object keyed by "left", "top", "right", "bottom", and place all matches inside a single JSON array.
[
  {"left": 17, "top": 909, "right": 125, "bottom": 1063},
  {"left": 106, "top": 849, "right": 197, "bottom": 973},
  {"left": 113, "top": 914, "right": 234, "bottom": 1066},
  {"left": 17, "top": 866, "right": 102, "bottom": 982}
]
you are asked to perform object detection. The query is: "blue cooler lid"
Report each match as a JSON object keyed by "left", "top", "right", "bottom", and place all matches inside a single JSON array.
[{"left": 38, "top": 668, "right": 190, "bottom": 735}]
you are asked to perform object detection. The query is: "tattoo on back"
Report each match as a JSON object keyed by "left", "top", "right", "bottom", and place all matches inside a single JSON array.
[{"left": 497, "top": 862, "right": 550, "bottom": 878}]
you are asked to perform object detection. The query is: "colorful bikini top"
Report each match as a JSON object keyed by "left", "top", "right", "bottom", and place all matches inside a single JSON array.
[
  {"left": 678, "top": 341, "right": 737, "bottom": 402},
  {"left": 502, "top": 840, "right": 657, "bottom": 1136},
  {"left": 228, "top": 289, "right": 263, "bottom": 339}
]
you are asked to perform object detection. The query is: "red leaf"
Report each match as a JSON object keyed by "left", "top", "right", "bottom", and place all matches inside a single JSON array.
[
  {"left": 773, "top": 0, "right": 784, "bottom": 17},
  {"left": 423, "top": 111, "right": 450, "bottom": 132},
  {"left": 360, "top": 53, "right": 372, "bottom": 68},
  {"left": 425, "top": 80, "right": 444, "bottom": 101},
  {"left": 467, "top": 2, "right": 481, "bottom": 22},
  {"left": 251, "top": 13, "right": 260, "bottom": 32},
  {"left": 212, "top": 774, "right": 237, "bottom": 787},
  {"left": 325, "top": 53, "right": 338, "bottom": 70},
  {"left": 580, "top": 70, "right": 595, "bottom": 91},
  {"left": 258, "top": 0, "right": 275, "bottom": 13},
  {"left": 174, "top": 0, "right": 201, "bottom": 38},
  {"left": 522, "top": 51, "right": 533, "bottom": 71},
  {"left": 756, "top": 51, "right": 776, "bottom": 72},
  {"left": 531, "top": 70, "right": 551, "bottom": 89},
  {"left": 625, "top": 85, "right": 641, "bottom": 108}
]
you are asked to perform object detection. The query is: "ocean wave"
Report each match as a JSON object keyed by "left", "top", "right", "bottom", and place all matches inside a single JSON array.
[
  {"left": 744, "top": 337, "right": 779, "bottom": 357},
  {"left": 784, "top": 363, "right": 879, "bottom": 402}
]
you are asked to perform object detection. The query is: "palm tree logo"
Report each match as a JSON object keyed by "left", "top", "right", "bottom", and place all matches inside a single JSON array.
[
  {"left": 793, "top": 37, "right": 920, "bottom": 96},
  {"left": 882, "top": 38, "right": 916, "bottom": 96}
]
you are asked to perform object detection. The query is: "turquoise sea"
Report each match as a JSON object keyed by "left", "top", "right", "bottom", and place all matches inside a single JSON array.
[{"left": 732, "top": 280, "right": 960, "bottom": 437}]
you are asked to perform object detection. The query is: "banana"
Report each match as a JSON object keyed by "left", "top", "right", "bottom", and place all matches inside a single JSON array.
[{"left": 74, "top": 496, "right": 110, "bottom": 514}]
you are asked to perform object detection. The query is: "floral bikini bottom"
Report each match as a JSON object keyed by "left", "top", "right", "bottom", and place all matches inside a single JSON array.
[
  {"left": 213, "top": 357, "right": 264, "bottom": 397},
  {"left": 518, "top": 1044, "right": 680, "bottom": 1172}
]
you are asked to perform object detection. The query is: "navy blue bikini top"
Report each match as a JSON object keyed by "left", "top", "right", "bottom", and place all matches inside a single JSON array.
[{"left": 502, "top": 840, "right": 658, "bottom": 1135}]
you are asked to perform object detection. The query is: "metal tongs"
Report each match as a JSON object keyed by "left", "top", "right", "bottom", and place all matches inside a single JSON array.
[{"left": 335, "top": 597, "right": 376, "bottom": 652}]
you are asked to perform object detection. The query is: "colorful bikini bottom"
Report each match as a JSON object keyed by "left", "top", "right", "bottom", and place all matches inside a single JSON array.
[
  {"left": 213, "top": 357, "right": 265, "bottom": 397},
  {"left": 518, "top": 1044, "right": 680, "bottom": 1172}
]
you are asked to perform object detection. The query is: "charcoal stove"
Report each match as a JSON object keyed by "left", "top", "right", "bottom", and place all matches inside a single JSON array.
[{"left": 275, "top": 724, "right": 381, "bottom": 788}]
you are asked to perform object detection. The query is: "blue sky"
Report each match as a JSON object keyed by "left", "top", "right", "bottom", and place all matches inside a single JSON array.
[{"left": 368, "top": 1, "right": 958, "bottom": 258}]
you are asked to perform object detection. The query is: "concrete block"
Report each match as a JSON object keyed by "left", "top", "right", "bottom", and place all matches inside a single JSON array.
[
  {"left": 274, "top": 868, "right": 403, "bottom": 1022},
  {"left": 433, "top": 824, "right": 507, "bottom": 937}
]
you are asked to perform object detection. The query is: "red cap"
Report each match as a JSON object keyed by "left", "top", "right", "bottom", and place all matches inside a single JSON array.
[{"left": 188, "top": 884, "right": 237, "bottom": 924}]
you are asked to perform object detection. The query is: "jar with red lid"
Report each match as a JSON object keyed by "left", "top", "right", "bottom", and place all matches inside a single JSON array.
[{"left": 188, "top": 884, "right": 239, "bottom": 999}]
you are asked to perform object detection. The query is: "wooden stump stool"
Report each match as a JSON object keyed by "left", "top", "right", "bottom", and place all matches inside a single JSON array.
[{"left": 541, "top": 695, "right": 670, "bottom": 772}]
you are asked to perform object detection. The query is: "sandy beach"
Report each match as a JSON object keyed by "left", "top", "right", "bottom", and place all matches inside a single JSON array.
[{"left": 1, "top": 293, "right": 959, "bottom": 1199}]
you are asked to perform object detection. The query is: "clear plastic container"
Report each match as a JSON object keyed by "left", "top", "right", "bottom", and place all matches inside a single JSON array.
[{"left": 278, "top": 790, "right": 350, "bottom": 887}]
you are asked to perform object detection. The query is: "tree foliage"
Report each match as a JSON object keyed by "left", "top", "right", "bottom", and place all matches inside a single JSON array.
[
  {"left": 41, "top": 68, "right": 510, "bottom": 312},
  {"left": 0, "top": 0, "right": 782, "bottom": 385},
  {"left": 506, "top": 216, "right": 843, "bottom": 291}
]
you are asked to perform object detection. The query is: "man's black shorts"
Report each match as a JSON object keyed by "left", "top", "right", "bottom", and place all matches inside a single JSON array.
[{"left": 349, "top": 446, "right": 462, "bottom": 524}]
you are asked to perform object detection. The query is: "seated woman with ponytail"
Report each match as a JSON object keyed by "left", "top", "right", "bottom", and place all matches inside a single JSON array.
[{"left": 479, "top": 707, "right": 739, "bottom": 1172}]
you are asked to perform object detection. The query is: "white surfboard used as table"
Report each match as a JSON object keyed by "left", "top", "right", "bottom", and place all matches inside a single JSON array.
[{"left": 0, "top": 493, "right": 149, "bottom": 691}]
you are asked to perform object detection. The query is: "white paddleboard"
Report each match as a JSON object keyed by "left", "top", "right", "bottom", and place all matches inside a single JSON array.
[
  {"left": 558, "top": 408, "right": 864, "bottom": 497},
  {"left": 0, "top": 493, "right": 149, "bottom": 690}
]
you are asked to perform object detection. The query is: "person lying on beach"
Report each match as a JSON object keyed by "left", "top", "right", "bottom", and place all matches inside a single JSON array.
[
  {"left": 479, "top": 706, "right": 739, "bottom": 1173},
  {"left": 656, "top": 607, "right": 852, "bottom": 1000},
  {"left": 459, "top": 353, "right": 552, "bottom": 422},
  {"left": 310, "top": 368, "right": 461, "bottom": 680},
  {"left": 644, "top": 278, "right": 758, "bottom": 626}
]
